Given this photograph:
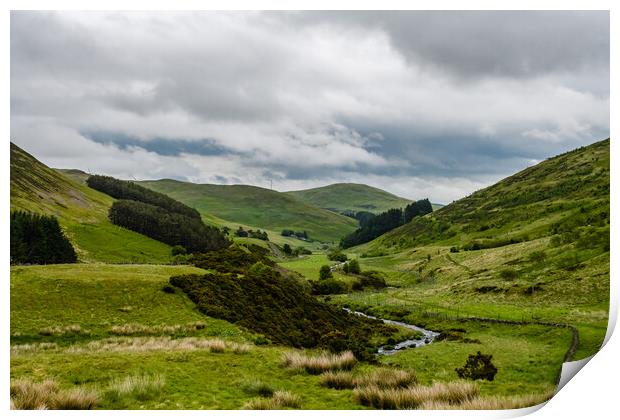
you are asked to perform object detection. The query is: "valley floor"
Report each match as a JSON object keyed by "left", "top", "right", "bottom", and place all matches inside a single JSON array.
[{"left": 11, "top": 254, "right": 603, "bottom": 409}]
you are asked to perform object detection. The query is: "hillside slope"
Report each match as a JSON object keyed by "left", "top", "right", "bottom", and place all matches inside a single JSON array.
[
  {"left": 10, "top": 143, "right": 171, "bottom": 263},
  {"left": 345, "top": 139, "right": 609, "bottom": 357},
  {"left": 370, "top": 138, "right": 610, "bottom": 251},
  {"left": 286, "top": 183, "right": 413, "bottom": 214},
  {"left": 139, "top": 179, "right": 358, "bottom": 243}
]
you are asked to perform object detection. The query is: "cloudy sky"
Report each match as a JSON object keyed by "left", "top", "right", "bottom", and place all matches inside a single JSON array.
[{"left": 10, "top": 11, "right": 609, "bottom": 203}]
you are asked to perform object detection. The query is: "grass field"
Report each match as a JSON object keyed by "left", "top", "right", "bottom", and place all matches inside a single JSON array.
[{"left": 10, "top": 263, "right": 565, "bottom": 409}]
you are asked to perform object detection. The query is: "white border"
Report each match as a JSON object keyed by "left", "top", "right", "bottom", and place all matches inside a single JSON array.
[{"left": 2, "top": 2, "right": 616, "bottom": 420}]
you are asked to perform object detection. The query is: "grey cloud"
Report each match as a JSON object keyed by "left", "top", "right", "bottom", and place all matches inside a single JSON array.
[
  {"left": 10, "top": 11, "right": 610, "bottom": 203},
  {"left": 82, "top": 131, "right": 233, "bottom": 157},
  {"left": 288, "top": 11, "right": 609, "bottom": 87}
]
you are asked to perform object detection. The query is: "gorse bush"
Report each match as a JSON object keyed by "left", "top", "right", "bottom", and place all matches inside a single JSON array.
[
  {"left": 109, "top": 200, "right": 229, "bottom": 253},
  {"left": 319, "top": 265, "right": 333, "bottom": 280},
  {"left": 87, "top": 175, "right": 200, "bottom": 219},
  {"left": 10, "top": 211, "right": 77, "bottom": 264},
  {"left": 189, "top": 244, "right": 273, "bottom": 273},
  {"left": 170, "top": 265, "right": 394, "bottom": 359},
  {"left": 455, "top": 351, "right": 498, "bottom": 381}
]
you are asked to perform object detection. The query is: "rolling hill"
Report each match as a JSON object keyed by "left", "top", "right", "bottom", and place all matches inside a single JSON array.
[
  {"left": 138, "top": 179, "right": 359, "bottom": 243},
  {"left": 10, "top": 143, "right": 172, "bottom": 263},
  {"left": 285, "top": 183, "right": 413, "bottom": 214},
  {"left": 341, "top": 138, "right": 609, "bottom": 359}
]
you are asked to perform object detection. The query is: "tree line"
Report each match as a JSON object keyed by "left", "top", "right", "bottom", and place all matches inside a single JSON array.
[
  {"left": 109, "top": 200, "right": 230, "bottom": 253},
  {"left": 340, "top": 199, "right": 433, "bottom": 248},
  {"left": 10, "top": 211, "right": 77, "bottom": 264},
  {"left": 87, "top": 175, "right": 201, "bottom": 220}
]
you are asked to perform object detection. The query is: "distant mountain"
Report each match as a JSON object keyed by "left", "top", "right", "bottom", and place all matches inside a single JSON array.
[
  {"left": 139, "top": 179, "right": 358, "bottom": 243},
  {"left": 285, "top": 183, "right": 414, "bottom": 214},
  {"left": 10, "top": 143, "right": 171, "bottom": 263}
]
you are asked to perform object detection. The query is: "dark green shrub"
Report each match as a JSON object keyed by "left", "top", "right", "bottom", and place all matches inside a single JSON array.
[
  {"left": 319, "top": 265, "right": 333, "bottom": 280},
  {"left": 348, "top": 259, "right": 361, "bottom": 274},
  {"left": 359, "top": 271, "right": 387, "bottom": 289},
  {"left": 171, "top": 245, "right": 187, "bottom": 256},
  {"left": 499, "top": 269, "right": 517, "bottom": 281},
  {"left": 169, "top": 266, "right": 395, "bottom": 360},
  {"left": 450, "top": 246, "right": 459, "bottom": 253},
  {"left": 327, "top": 250, "right": 348, "bottom": 262},
  {"left": 312, "top": 279, "right": 348, "bottom": 295},
  {"left": 161, "top": 285, "right": 176, "bottom": 294},
  {"left": 283, "top": 244, "right": 292, "bottom": 255},
  {"left": 455, "top": 351, "right": 498, "bottom": 381}
]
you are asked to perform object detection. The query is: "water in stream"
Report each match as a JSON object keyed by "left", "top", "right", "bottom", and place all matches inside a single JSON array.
[{"left": 344, "top": 308, "right": 440, "bottom": 355}]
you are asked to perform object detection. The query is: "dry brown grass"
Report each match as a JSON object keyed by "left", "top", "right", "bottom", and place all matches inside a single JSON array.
[
  {"left": 356, "top": 369, "right": 417, "bottom": 389},
  {"left": 354, "top": 381, "right": 479, "bottom": 409},
  {"left": 66, "top": 336, "right": 253, "bottom": 354},
  {"left": 320, "top": 371, "right": 356, "bottom": 389},
  {"left": 10, "top": 378, "right": 98, "bottom": 410},
  {"left": 106, "top": 374, "right": 165, "bottom": 401},
  {"left": 10, "top": 379, "right": 59, "bottom": 409},
  {"left": 320, "top": 368, "right": 416, "bottom": 390},
  {"left": 39, "top": 324, "right": 83, "bottom": 336},
  {"left": 53, "top": 388, "right": 99, "bottom": 409},
  {"left": 282, "top": 350, "right": 357, "bottom": 374},
  {"left": 109, "top": 321, "right": 206, "bottom": 335},
  {"left": 11, "top": 342, "right": 59, "bottom": 355},
  {"left": 243, "top": 390, "right": 302, "bottom": 410},
  {"left": 419, "top": 392, "right": 553, "bottom": 410}
]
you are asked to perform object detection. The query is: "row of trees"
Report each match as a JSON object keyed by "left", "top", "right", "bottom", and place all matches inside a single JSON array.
[
  {"left": 109, "top": 200, "right": 230, "bottom": 253},
  {"left": 10, "top": 211, "right": 77, "bottom": 264},
  {"left": 87, "top": 175, "right": 201, "bottom": 220},
  {"left": 281, "top": 229, "right": 309, "bottom": 240},
  {"left": 340, "top": 199, "right": 433, "bottom": 248},
  {"left": 235, "top": 227, "right": 269, "bottom": 240}
]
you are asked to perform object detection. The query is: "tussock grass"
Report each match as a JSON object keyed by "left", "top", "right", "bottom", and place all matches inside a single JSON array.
[
  {"left": 321, "top": 369, "right": 417, "bottom": 390},
  {"left": 282, "top": 351, "right": 357, "bottom": 374},
  {"left": 355, "top": 369, "right": 417, "bottom": 389},
  {"left": 241, "top": 379, "right": 275, "bottom": 397},
  {"left": 11, "top": 342, "right": 59, "bottom": 355},
  {"left": 10, "top": 378, "right": 98, "bottom": 410},
  {"left": 106, "top": 374, "right": 165, "bottom": 402},
  {"left": 243, "top": 390, "right": 302, "bottom": 410},
  {"left": 419, "top": 392, "right": 552, "bottom": 410},
  {"left": 39, "top": 324, "right": 83, "bottom": 336},
  {"left": 109, "top": 321, "right": 206, "bottom": 336},
  {"left": 67, "top": 336, "right": 253, "bottom": 354},
  {"left": 53, "top": 388, "right": 100, "bottom": 409},
  {"left": 10, "top": 379, "right": 59, "bottom": 409},
  {"left": 320, "top": 371, "right": 355, "bottom": 389},
  {"left": 354, "top": 381, "right": 479, "bottom": 409}
]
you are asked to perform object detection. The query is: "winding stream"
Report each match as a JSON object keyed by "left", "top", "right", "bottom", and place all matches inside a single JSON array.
[{"left": 344, "top": 308, "right": 440, "bottom": 355}]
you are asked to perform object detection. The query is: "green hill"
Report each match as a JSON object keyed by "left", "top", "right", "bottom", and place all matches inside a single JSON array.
[
  {"left": 139, "top": 179, "right": 358, "bottom": 243},
  {"left": 369, "top": 138, "right": 610, "bottom": 252},
  {"left": 340, "top": 138, "right": 609, "bottom": 359},
  {"left": 10, "top": 143, "right": 171, "bottom": 263},
  {"left": 285, "top": 183, "right": 413, "bottom": 214}
]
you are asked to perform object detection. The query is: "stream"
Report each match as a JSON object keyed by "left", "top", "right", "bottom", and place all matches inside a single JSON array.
[{"left": 344, "top": 308, "right": 440, "bottom": 355}]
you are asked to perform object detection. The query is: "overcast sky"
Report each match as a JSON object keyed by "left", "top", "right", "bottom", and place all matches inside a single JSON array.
[{"left": 10, "top": 11, "right": 609, "bottom": 203}]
